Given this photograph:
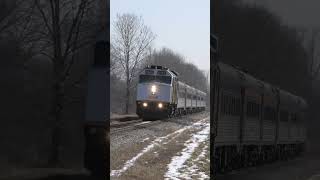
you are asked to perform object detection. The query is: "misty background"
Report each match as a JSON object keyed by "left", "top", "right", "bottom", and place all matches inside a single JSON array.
[{"left": 212, "top": 0, "right": 320, "bottom": 154}]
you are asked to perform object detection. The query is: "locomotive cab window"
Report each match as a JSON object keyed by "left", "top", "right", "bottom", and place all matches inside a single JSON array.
[
  {"left": 139, "top": 75, "right": 155, "bottom": 83},
  {"left": 145, "top": 70, "right": 155, "bottom": 75},
  {"left": 139, "top": 74, "right": 172, "bottom": 84},
  {"left": 157, "top": 70, "right": 167, "bottom": 75},
  {"left": 155, "top": 76, "right": 171, "bottom": 84}
]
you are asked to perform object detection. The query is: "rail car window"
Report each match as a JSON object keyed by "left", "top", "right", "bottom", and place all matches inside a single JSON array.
[
  {"left": 221, "top": 95, "right": 226, "bottom": 114},
  {"left": 222, "top": 94, "right": 240, "bottom": 116},
  {"left": 179, "top": 92, "right": 185, "bottom": 98},
  {"left": 280, "top": 110, "right": 289, "bottom": 122},
  {"left": 264, "top": 106, "right": 276, "bottom": 121},
  {"left": 298, "top": 112, "right": 304, "bottom": 123},
  {"left": 235, "top": 98, "right": 240, "bottom": 115},
  {"left": 246, "top": 101, "right": 260, "bottom": 118},
  {"left": 291, "top": 113, "right": 298, "bottom": 123}
]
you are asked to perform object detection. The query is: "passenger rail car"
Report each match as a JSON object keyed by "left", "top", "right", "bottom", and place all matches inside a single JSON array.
[
  {"left": 136, "top": 65, "right": 206, "bottom": 119},
  {"left": 212, "top": 62, "right": 307, "bottom": 173}
]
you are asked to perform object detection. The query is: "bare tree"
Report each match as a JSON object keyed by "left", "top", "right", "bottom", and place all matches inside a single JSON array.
[
  {"left": 0, "top": 0, "right": 27, "bottom": 35},
  {"left": 298, "top": 28, "right": 320, "bottom": 99},
  {"left": 33, "top": 0, "right": 98, "bottom": 166},
  {"left": 112, "top": 13, "right": 155, "bottom": 114},
  {"left": 306, "top": 29, "right": 320, "bottom": 81}
]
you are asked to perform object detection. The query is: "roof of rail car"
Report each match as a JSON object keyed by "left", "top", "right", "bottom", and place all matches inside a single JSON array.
[
  {"left": 217, "top": 62, "right": 307, "bottom": 109},
  {"left": 178, "top": 81, "right": 206, "bottom": 95}
]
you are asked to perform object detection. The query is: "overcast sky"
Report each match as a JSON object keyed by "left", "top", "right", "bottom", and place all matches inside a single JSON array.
[
  {"left": 244, "top": 0, "right": 320, "bottom": 28},
  {"left": 110, "top": 0, "right": 210, "bottom": 72}
]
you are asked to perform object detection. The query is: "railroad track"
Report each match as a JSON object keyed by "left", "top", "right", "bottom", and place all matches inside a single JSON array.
[
  {"left": 110, "top": 119, "right": 163, "bottom": 134},
  {"left": 110, "top": 112, "right": 209, "bottom": 135}
]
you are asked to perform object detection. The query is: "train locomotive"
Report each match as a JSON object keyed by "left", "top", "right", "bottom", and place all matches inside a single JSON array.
[
  {"left": 211, "top": 62, "right": 308, "bottom": 173},
  {"left": 136, "top": 65, "right": 207, "bottom": 119}
]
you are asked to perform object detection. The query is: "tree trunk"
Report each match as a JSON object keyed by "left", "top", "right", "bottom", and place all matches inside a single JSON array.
[
  {"left": 50, "top": 82, "right": 64, "bottom": 166},
  {"left": 125, "top": 52, "right": 130, "bottom": 114},
  {"left": 49, "top": 58, "right": 65, "bottom": 166},
  {"left": 125, "top": 68, "right": 130, "bottom": 114},
  {"left": 125, "top": 80, "right": 130, "bottom": 114},
  {"left": 49, "top": 1, "right": 65, "bottom": 166}
]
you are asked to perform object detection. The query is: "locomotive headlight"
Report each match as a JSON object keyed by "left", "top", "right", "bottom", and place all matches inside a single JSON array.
[
  {"left": 151, "top": 85, "right": 157, "bottom": 94},
  {"left": 143, "top": 102, "right": 148, "bottom": 107},
  {"left": 158, "top": 103, "right": 163, "bottom": 108}
]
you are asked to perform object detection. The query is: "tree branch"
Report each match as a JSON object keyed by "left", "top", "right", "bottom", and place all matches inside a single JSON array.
[{"left": 34, "top": 0, "right": 53, "bottom": 37}]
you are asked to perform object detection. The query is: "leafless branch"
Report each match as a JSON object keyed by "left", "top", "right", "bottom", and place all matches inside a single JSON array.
[{"left": 34, "top": 0, "right": 53, "bottom": 37}]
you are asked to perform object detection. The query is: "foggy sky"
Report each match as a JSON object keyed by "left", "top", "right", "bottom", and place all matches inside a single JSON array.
[
  {"left": 244, "top": 0, "right": 320, "bottom": 28},
  {"left": 110, "top": 0, "right": 210, "bottom": 72}
]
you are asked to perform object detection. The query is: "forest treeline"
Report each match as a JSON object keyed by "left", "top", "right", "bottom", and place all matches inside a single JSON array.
[{"left": 213, "top": 0, "right": 308, "bottom": 97}]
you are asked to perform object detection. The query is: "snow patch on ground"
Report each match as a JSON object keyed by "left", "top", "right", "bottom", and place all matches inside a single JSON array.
[
  {"left": 164, "top": 122, "right": 210, "bottom": 180},
  {"left": 184, "top": 144, "right": 210, "bottom": 179},
  {"left": 141, "top": 137, "right": 150, "bottom": 142},
  {"left": 110, "top": 117, "right": 209, "bottom": 177}
]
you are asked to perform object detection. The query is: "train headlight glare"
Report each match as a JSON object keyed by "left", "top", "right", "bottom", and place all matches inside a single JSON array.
[
  {"left": 143, "top": 102, "right": 148, "bottom": 107},
  {"left": 151, "top": 85, "right": 157, "bottom": 93},
  {"left": 158, "top": 103, "right": 163, "bottom": 108}
]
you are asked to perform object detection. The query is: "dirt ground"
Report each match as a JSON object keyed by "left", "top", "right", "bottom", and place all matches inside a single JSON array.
[{"left": 110, "top": 112, "right": 210, "bottom": 180}]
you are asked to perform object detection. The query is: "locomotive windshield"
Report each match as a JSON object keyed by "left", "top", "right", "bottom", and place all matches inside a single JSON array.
[
  {"left": 155, "top": 76, "right": 171, "bottom": 84},
  {"left": 139, "top": 75, "right": 155, "bottom": 83},
  {"left": 139, "top": 75, "right": 171, "bottom": 84}
]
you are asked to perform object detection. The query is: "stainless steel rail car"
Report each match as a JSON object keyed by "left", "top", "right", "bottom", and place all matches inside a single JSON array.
[{"left": 212, "top": 62, "right": 307, "bottom": 172}]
